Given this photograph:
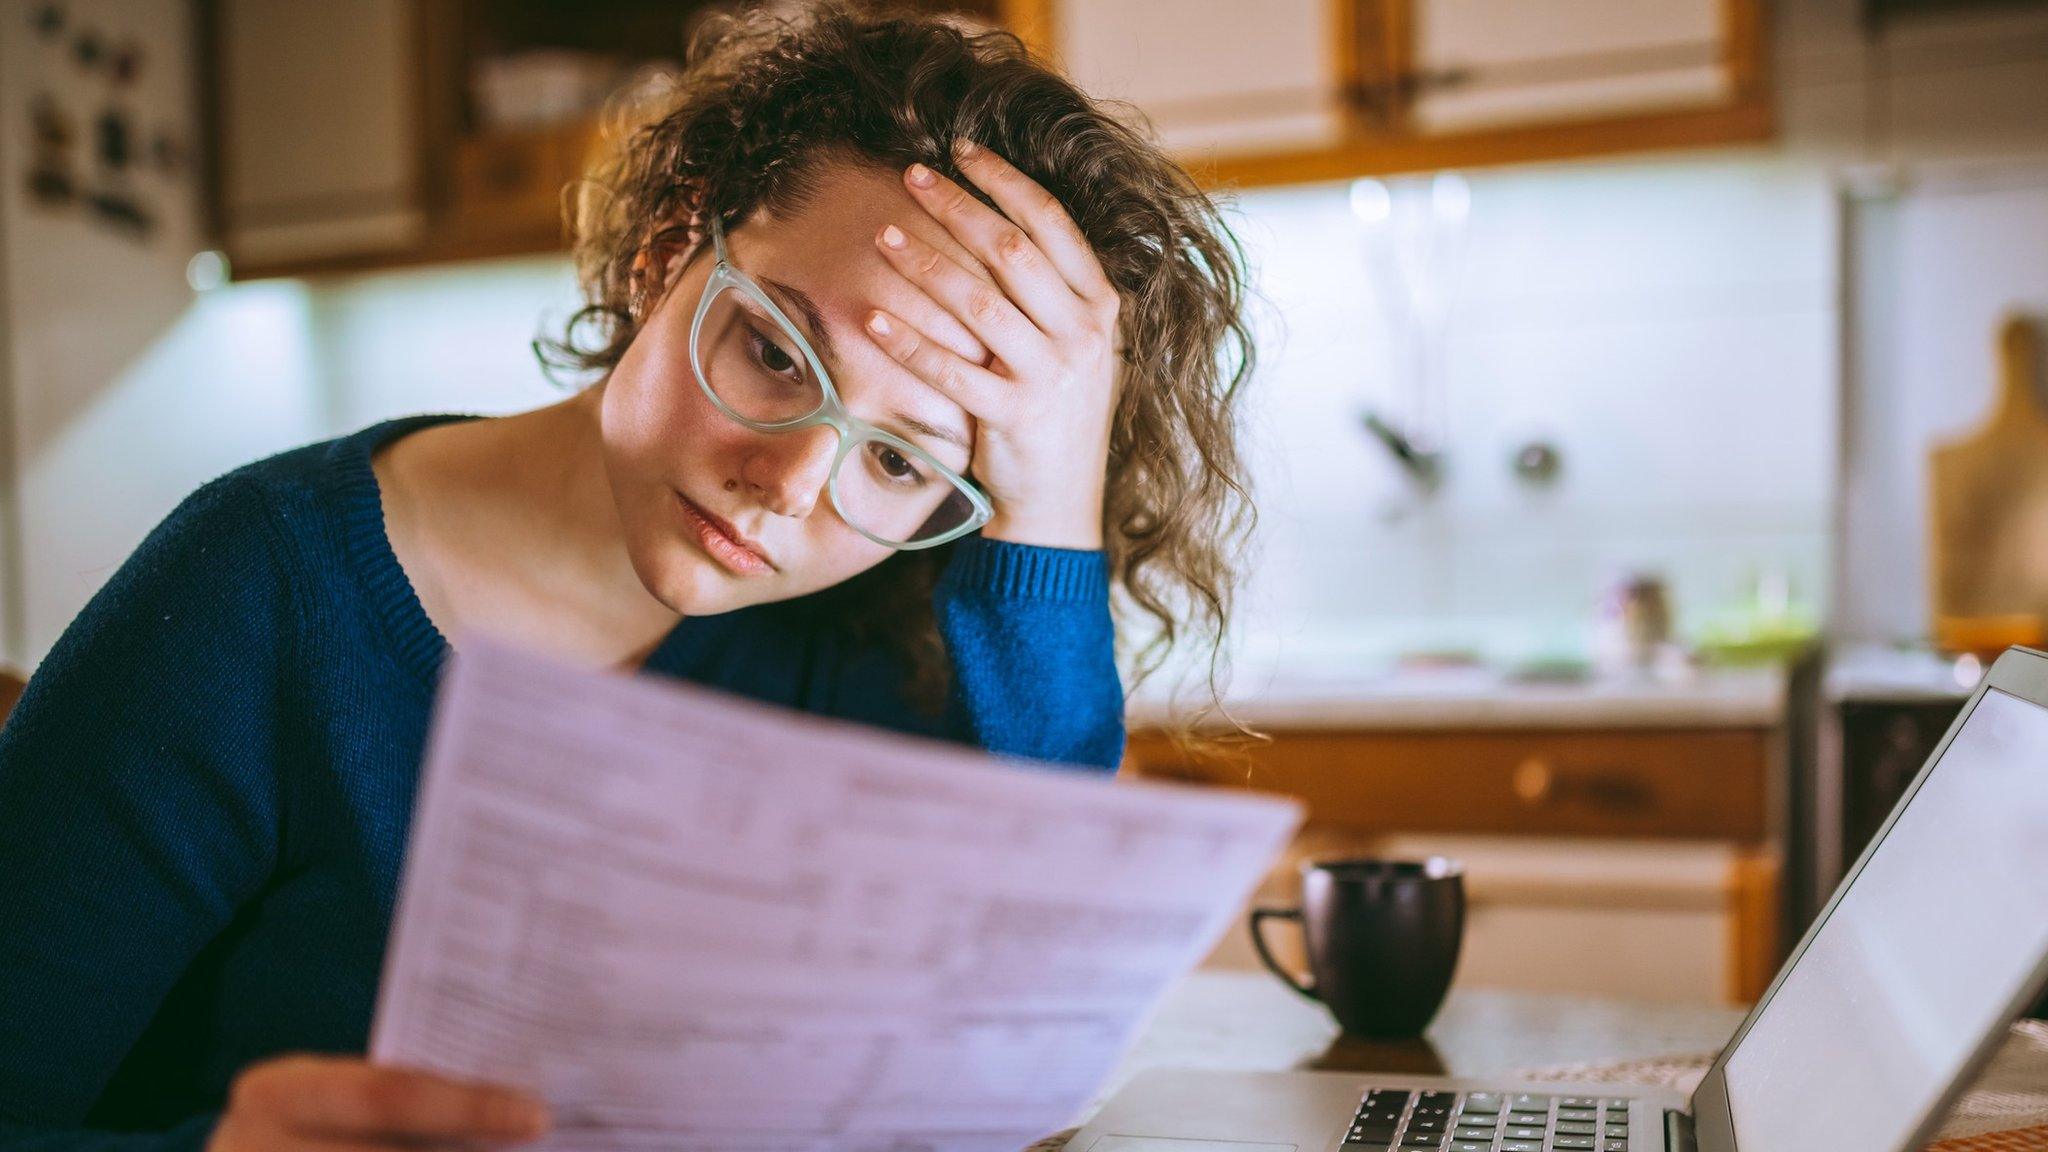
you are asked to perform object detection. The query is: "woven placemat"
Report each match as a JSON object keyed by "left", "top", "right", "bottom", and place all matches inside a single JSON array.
[{"left": 1029, "top": 1020, "right": 2048, "bottom": 1151}]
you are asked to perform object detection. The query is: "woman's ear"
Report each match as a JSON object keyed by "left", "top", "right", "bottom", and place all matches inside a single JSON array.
[{"left": 627, "top": 217, "right": 701, "bottom": 321}]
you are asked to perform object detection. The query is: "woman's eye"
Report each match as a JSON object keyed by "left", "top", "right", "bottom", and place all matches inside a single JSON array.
[
  {"left": 871, "top": 444, "right": 928, "bottom": 486},
  {"left": 745, "top": 325, "right": 802, "bottom": 379}
]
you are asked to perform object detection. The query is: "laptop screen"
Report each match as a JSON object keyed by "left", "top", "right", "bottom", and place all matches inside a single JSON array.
[{"left": 1722, "top": 687, "right": 2048, "bottom": 1151}]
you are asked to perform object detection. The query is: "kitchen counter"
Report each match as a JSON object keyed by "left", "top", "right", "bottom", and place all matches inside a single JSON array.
[
  {"left": 1126, "top": 661, "right": 1788, "bottom": 731},
  {"left": 1825, "top": 642, "right": 1979, "bottom": 704}
]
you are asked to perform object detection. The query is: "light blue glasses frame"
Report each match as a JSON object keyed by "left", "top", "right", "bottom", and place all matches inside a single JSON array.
[{"left": 687, "top": 214, "right": 994, "bottom": 551}]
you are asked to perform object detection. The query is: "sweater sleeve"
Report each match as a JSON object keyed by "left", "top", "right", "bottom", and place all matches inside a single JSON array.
[
  {"left": 0, "top": 476, "right": 294, "bottom": 1151},
  {"left": 932, "top": 536, "right": 1125, "bottom": 771},
  {"left": 790, "top": 532, "right": 1130, "bottom": 766}
]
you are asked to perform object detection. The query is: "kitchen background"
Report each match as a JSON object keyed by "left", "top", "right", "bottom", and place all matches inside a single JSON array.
[{"left": 3, "top": 0, "right": 2046, "bottom": 1007}]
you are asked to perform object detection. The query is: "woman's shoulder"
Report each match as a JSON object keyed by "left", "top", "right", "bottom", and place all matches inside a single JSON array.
[{"left": 94, "top": 415, "right": 480, "bottom": 638}]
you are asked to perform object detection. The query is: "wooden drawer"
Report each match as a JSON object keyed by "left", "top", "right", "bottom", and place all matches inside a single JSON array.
[
  {"left": 447, "top": 122, "right": 597, "bottom": 247},
  {"left": 1124, "top": 727, "right": 1770, "bottom": 840}
]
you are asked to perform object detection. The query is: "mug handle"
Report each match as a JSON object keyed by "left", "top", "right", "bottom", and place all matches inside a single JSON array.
[{"left": 1248, "top": 906, "right": 1320, "bottom": 1001}]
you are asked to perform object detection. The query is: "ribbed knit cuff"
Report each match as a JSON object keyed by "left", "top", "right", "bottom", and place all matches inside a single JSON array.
[{"left": 938, "top": 535, "right": 1109, "bottom": 603}]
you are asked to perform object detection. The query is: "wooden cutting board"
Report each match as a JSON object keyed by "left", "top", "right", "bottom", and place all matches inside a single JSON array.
[{"left": 1928, "top": 315, "right": 2048, "bottom": 647}]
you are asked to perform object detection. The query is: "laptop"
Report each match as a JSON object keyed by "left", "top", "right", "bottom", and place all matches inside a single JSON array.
[{"left": 1067, "top": 646, "right": 2048, "bottom": 1152}]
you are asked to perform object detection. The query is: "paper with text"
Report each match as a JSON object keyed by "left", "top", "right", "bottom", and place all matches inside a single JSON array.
[{"left": 369, "top": 637, "right": 1301, "bottom": 1152}]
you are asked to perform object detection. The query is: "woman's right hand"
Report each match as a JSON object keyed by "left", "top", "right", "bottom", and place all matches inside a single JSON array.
[{"left": 208, "top": 1054, "right": 552, "bottom": 1151}]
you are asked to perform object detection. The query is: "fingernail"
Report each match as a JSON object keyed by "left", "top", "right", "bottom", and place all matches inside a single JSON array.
[
  {"left": 880, "top": 224, "right": 907, "bottom": 249},
  {"left": 906, "top": 163, "right": 936, "bottom": 188},
  {"left": 867, "top": 312, "right": 892, "bottom": 336}
]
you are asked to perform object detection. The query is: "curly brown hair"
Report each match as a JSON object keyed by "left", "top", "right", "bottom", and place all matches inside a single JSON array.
[{"left": 539, "top": 0, "right": 1259, "bottom": 753}]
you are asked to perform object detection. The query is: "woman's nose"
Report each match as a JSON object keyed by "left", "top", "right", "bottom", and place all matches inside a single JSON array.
[{"left": 743, "top": 426, "right": 839, "bottom": 519}]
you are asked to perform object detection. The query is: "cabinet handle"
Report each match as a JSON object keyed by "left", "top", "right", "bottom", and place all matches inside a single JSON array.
[
  {"left": 1513, "top": 758, "right": 1555, "bottom": 804},
  {"left": 1346, "top": 66, "right": 1475, "bottom": 119},
  {"left": 1514, "top": 757, "right": 1657, "bottom": 813}
]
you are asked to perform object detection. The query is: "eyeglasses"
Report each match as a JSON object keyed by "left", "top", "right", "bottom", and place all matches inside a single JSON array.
[{"left": 685, "top": 214, "right": 994, "bottom": 550}]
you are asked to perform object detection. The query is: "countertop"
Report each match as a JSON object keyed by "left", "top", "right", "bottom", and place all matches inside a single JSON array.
[
  {"left": 1126, "top": 660, "right": 1788, "bottom": 731},
  {"left": 1825, "top": 642, "right": 1980, "bottom": 703}
]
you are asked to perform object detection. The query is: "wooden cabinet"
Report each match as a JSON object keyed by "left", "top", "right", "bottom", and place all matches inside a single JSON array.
[
  {"left": 1125, "top": 721, "right": 1785, "bottom": 1004},
  {"left": 208, "top": 0, "right": 425, "bottom": 272},
  {"left": 1401, "top": 0, "right": 1743, "bottom": 134},
  {"left": 1054, "top": 0, "right": 1348, "bottom": 158},
  {"left": 1045, "top": 0, "right": 1771, "bottom": 186},
  {"left": 1129, "top": 726, "right": 1770, "bottom": 840},
  {"left": 204, "top": 0, "right": 1020, "bottom": 279},
  {"left": 204, "top": 0, "right": 1773, "bottom": 278}
]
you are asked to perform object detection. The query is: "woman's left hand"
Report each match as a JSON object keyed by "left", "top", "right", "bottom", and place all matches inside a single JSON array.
[{"left": 865, "top": 138, "right": 1121, "bottom": 551}]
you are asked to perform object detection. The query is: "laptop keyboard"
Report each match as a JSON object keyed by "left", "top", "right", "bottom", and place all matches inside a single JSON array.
[{"left": 1341, "top": 1089, "right": 1633, "bottom": 1152}]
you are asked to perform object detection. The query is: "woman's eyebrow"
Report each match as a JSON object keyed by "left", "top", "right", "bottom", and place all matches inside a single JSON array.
[
  {"left": 760, "top": 276, "right": 840, "bottom": 368},
  {"left": 892, "top": 413, "right": 970, "bottom": 453}
]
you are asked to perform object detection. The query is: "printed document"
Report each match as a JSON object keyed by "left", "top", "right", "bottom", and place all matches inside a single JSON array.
[{"left": 370, "top": 637, "right": 1301, "bottom": 1152}]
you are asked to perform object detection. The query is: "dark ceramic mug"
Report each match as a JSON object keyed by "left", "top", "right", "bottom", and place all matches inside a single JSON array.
[{"left": 1248, "top": 856, "right": 1465, "bottom": 1038}]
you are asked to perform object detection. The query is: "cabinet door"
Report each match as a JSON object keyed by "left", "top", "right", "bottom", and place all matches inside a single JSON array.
[
  {"left": 1055, "top": 0, "right": 1347, "bottom": 158},
  {"left": 214, "top": 0, "right": 424, "bottom": 270},
  {"left": 1405, "top": 0, "right": 1738, "bottom": 133}
]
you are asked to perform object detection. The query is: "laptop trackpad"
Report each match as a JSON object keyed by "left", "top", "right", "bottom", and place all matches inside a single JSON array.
[{"left": 1089, "top": 1131, "right": 1294, "bottom": 1139}]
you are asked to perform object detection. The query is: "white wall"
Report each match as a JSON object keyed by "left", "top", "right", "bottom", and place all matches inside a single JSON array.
[
  {"left": 1219, "top": 155, "right": 1838, "bottom": 671},
  {"left": 0, "top": 0, "right": 328, "bottom": 664},
  {"left": 303, "top": 256, "right": 579, "bottom": 433}
]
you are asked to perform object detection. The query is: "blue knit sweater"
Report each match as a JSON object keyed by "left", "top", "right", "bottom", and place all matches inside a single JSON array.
[{"left": 0, "top": 414, "right": 1125, "bottom": 1150}]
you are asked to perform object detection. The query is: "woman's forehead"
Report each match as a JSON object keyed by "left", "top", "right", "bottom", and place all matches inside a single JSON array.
[{"left": 729, "top": 166, "right": 987, "bottom": 446}]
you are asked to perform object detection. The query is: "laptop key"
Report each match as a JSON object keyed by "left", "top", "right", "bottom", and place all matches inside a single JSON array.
[
  {"left": 1450, "top": 1143, "right": 1491, "bottom": 1152},
  {"left": 1355, "top": 1125, "right": 1398, "bottom": 1142},
  {"left": 1554, "top": 1139, "right": 1596, "bottom": 1150},
  {"left": 1500, "top": 1142, "right": 1543, "bottom": 1152},
  {"left": 1401, "top": 1134, "right": 1443, "bottom": 1148},
  {"left": 1462, "top": 1093, "right": 1504, "bottom": 1113},
  {"left": 1560, "top": 1097, "right": 1601, "bottom": 1109},
  {"left": 1555, "top": 1121, "right": 1597, "bottom": 1135},
  {"left": 1604, "top": 1142, "right": 1629, "bottom": 1152},
  {"left": 1506, "top": 1126, "right": 1546, "bottom": 1140},
  {"left": 1509, "top": 1094, "right": 1551, "bottom": 1109}
]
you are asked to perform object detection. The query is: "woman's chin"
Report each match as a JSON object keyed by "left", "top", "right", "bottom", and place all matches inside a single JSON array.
[{"left": 619, "top": 531, "right": 751, "bottom": 617}]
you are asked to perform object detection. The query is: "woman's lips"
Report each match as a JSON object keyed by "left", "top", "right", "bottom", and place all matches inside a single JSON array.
[{"left": 673, "top": 492, "right": 775, "bottom": 576}]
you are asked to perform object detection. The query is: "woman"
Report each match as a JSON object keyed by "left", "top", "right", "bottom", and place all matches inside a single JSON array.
[{"left": 0, "top": 4, "right": 1256, "bottom": 1149}]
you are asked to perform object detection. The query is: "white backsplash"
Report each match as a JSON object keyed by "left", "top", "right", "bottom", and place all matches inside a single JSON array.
[{"left": 1213, "top": 153, "right": 1839, "bottom": 674}]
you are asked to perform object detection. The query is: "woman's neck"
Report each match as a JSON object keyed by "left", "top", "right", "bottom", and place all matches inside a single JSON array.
[{"left": 379, "top": 387, "right": 684, "bottom": 670}]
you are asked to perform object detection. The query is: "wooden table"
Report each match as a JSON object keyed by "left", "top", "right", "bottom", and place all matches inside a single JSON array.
[{"left": 1084, "top": 970, "right": 1749, "bottom": 1115}]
